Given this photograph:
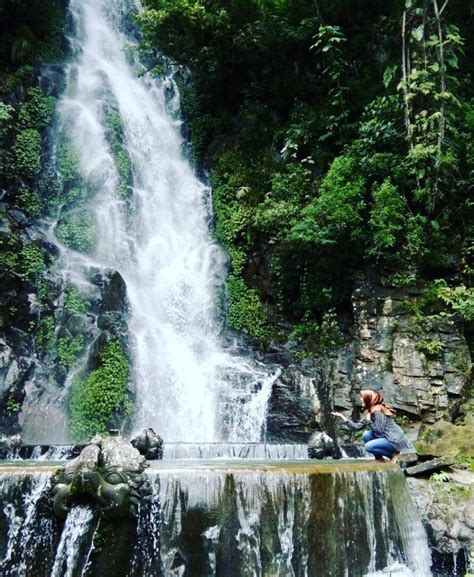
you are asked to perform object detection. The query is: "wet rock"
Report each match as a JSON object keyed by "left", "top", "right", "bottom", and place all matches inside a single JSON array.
[
  {"left": 97, "top": 311, "right": 127, "bottom": 337},
  {"left": 94, "top": 269, "right": 129, "bottom": 342},
  {"left": 0, "top": 434, "right": 21, "bottom": 459},
  {"left": 408, "top": 473, "right": 474, "bottom": 572},
  {"left": 307, "top": 431, "right": 339, "bottom": 459},
  {"left": 404, "top": 457, "right": 453, "bottom": 477},
  {"left": 265, "top": 366, "right": 320, "bottom": 442},
  {"left": 66, "top": 313, "right": 94, "bottom": 336},
  {"left": 101, "top": 270, "right": 128, "bottom": 313}
]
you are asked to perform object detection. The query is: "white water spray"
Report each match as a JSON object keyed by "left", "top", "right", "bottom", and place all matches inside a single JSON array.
[{"left": 55, "top": 0, "right": 278, "bottom": 441}]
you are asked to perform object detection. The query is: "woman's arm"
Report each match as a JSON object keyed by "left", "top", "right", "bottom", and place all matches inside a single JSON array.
[
  {"left": 331, "top": 412, "right": 370, "bottom": 431},
  {"left": 344, "top": 417, "right": 370, "bottom": 431}
]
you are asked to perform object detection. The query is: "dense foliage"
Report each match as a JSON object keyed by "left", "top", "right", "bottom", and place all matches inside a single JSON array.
[
  {"left": 69, "top": 340, "right": 132, "bottom": 440},
  {"left": 139, "top": 0, "right": 474, "bottom": 346}
]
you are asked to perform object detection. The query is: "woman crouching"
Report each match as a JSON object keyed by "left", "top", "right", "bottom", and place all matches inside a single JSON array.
[{"left": 332, "top": 389, "right": 415, "bottom": 463}]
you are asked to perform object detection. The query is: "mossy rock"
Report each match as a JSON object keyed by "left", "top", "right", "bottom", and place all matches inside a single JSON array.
[{"left": 416, "top": 415, "right": 474, "bottom": 458}]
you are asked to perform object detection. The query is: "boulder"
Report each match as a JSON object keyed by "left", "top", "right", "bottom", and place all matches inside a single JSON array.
[{"left": 307, "top": 431, "right": 339, "bottom": 459}]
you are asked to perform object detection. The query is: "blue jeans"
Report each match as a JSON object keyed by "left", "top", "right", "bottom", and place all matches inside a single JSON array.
[{"left": 362, "top": 431, "right": 396, "bottom": 459}]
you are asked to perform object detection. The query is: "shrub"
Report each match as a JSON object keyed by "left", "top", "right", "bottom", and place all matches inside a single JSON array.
[
  {"left": 17, "top": 186, "right": 42, "bottom": 217},
  {"left": 226, "top": 275, "right": 270, "bottom": 344},
  {"left": 289, "top": 309, "right": 342, "bottom": 354},
  {"left": 55, "top": 210, "right": 96, "bottom": 252},
  {"left": 289, "top": 155, "right": 366, "bottom": 245},
  {"left": 19, "top": 243, "right": 46, "bottom": 279},
  {"left": 59, "top": 144, "right": 81, "bottom": 185},
  {"left": 35, "top": 315, "right": 56, "bottom": 349},
  {"left": 0, "top": 102, "right": 14, "bottom": 139},
  {"left": 17, "top": 87, "right": 55, "bottom": 130},
  {"left": 64, "top": 284, "right": 89, "bottom": 315},
  {"left": 58, "top": 334, "right": 84, "bottom": 370},
  {"left": 13, "top": 129, "right": 42, "bottom": 178},
  {"left": 368, "top": 180, "right": 406, "bottom": 258},
  {"left": 69, "top": 340, "right": 132, "bottom": 440},
  {"left": 6, "top": 397, "right": 21, "bottom": 414}
]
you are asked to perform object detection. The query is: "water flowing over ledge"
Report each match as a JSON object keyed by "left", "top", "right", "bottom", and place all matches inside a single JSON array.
[{"left": 0, "top": 461, "right": 432, "bottom": 576}]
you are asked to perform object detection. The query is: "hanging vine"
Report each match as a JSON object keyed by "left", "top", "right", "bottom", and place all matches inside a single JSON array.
[{"left": 399, "top": 0, "right": 463, "bottom": 211}]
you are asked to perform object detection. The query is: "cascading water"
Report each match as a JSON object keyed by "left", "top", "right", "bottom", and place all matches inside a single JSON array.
[
  {"left": 0, "top": 1, "right": 439, "bottom": 576},
  {"left": 50, "top": 0, "right": 278, "bottom": 442},
  {"left": 0, "top": 463, "right": 432, "bottom": 576}
]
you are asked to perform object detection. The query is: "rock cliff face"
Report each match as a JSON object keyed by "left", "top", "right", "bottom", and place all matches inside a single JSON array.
[
  {"left": 18, "top": 268, "right": 130, "bottom": 443},
  {"left": 266, "top": 275, "right": 472, "bottom": 447},
  {"left": 408, "top": 471, "right": 474, "bottom": 575}
]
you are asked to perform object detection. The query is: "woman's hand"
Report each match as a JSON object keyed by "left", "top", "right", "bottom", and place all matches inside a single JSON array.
[{"left": 331, "top": 411, "right": 347, "bottom": 422}]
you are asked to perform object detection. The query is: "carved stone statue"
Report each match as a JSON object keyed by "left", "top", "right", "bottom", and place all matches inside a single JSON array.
[
  {"left": 130, "top": 427, "right": 163, "bottom": 460},
  {"left": 52, "top": 433, "right": 151, "bottom": 520}
]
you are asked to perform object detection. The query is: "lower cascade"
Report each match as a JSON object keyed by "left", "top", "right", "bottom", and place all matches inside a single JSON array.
[{"left": 0, "top": 452, "right": 431, "bottom": 577}]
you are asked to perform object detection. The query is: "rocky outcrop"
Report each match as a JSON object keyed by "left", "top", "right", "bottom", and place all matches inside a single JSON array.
[
  {"left": 265, "top": 366, "right": 321, "bottom": 442},
  {"left": 0, "top": 434, "right": 21, "bottom": 459},
  {"left": 307, "top": 431, "right": 340, "bottom": 459},
  {"left": 265, "top": 276, "right": 472, "bottom": 451},
  {"left": 408, "top": 470, "right": 474, "bottom": 575},
  {"left": 19, "top": 268, "right": 130, "bottom": 444},
  {"left": 329, "top": 278, "right": 470, "bottom": 445}
]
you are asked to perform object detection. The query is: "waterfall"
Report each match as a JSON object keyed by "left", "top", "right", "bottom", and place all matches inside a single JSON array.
[
  {"left": 0, "top": 471, "right": 58, "bottom": 576},
  {"left": 162, "top": 442, "right": 309, "bottom": 460},
  {"left": 0, "top": 464, "right": 433, "bottom": 576},
  {"left": 153, "top": 466, "right": 432, "bottom": 577},
  {"left": 0, "top": 1, "right": 438, "bottom": 575},
  {"left": 51, "top": 506, "right": 98, "bottom": 577},
  {"left": 48, "top": 0, "right": 278, "bottom": 443}
]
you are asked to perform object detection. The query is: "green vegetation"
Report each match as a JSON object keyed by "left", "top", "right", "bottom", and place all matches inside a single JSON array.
[
  {"left": 417, "top": 415, "right": 474, "bottom": 458},
  {"left": 0, "top": 0, "right": 66, "bottom": 69},
  {"left": 56, "top": 210, "right": 96, "bottom": 253},
  {"left": 64, "top": 284, "right": 89, "bottom": 316},
  {"left": 6, "top": 397, "right": 21, "bottom": 414},
  {"left": 69, "top": 340, "right": 132, "bottom": 440},
  {"left": 429, "top": 471, "right": 450, "bottom": 483},
  {"left": 0, "top": 102, "right": 14, "bottom": 138},
  {"left": 19, "top": 243, "right": 46, "bottom": 279},
  {"left": 12, "top": 128, "right": 42, "bottom": 178},
  {"left": 415, "top": 338, "right": 444, "bottom": 359},
  {"left": 289, "top": 309, "right": 342, "bottom": 355},
  {"left": 35, "top": 315, "right": 56, "bottom": 350},
  {"left": 58, "top": 335, "right": 84, "bottom": 370},
  {"left": 17, "top": 186, "right": 42, "bottom": 217},
  {"left": 226, "top": 275, "right": 270, "bottom": 344},
  {"left": 18, "top": 87, "right": 55, "bottom": 130},
  {"left": 139, "top": 0, "right": 474, "bottom": 347},
  {"left": 59, "top": 143, "right": 81, "bottom": 185},
  {"left": 105, "top": 112, "right": 133, "bottom": 198}
]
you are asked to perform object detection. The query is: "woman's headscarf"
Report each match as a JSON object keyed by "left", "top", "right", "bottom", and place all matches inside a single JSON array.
[{"left": 361, "top": 389, "right": 396, "bottom": 417}]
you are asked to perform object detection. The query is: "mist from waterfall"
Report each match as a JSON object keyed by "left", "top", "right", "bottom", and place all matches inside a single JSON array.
[{"left": 54, "top": 0, "right": 278, "bottom": 442}]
